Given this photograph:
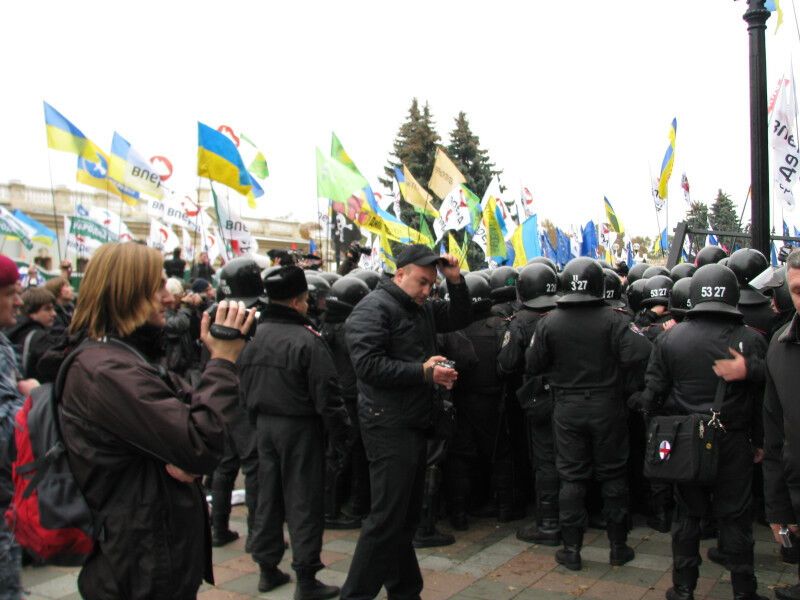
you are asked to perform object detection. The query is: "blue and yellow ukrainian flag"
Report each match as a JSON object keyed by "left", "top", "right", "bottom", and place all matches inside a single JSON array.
[
  {"left": 656, "top": 118, "right": 677, "bottom": 200},
  {"left": 77, "top": 150, "right": 141, "bottom": 206},
  {"left": 511, "top": 214, "right": 542, "bottom": 267},
  {"left": 43, "top": 102, "right": 100, "bottom": 162},
  {"left": 198, "top": 122, "right": 263, "bottom": 207},
  {"left": 604, "top": 196, "right": 625, "bottom": 236}
]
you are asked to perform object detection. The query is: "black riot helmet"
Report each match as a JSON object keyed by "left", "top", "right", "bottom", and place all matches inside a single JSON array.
[
  {"left": 474, "top": 269, "right": 492, "bottom": 284},
  {"left": 727, "top": 248, "right": 770, "bottom": 306},
  {"left": 670, "top": 262, "right": 696, "bottom": 282},
  {"left": 527, "top": 256, "right": 558, "bottom": 273},
  {"left": 557, "top": 257, "right": 605, "bottom": 305},
  {"left": 626, "top": 278, "right": 648, "bottom": 313},
  {"left": 464, "top": 273, "right": 493, "bottom": 313},
  {"left": 218, "top": 257, "right": 267, "bottom": 306},
  {"left": 517, "top": 263, "right": 558, "bottom": 309},
  {"left": 349, "top": 269, "right": 381, "bottom": 291},
  {"left": 689, "top": 264, "right": 741, "bottom": 316},
  {"left": 642, "top": 265, "right": 670, "bottom": 279},
  {"left": 627, "top": 262, "right": 650, "bottom": 284},
  {"left": 261, "top": 265, "right": 282, "bottom": 285},
  {"left": 304, "top": 272, "right": 331, "bottom": 316},
  {"left": 598, "top": 259, "right": 613, "bottom": 270},
  {"left": 695, "top": 245, "right": 728, "bottom": 268},
  {"left": 641, "top": 275, "right": 674, "bottom": 308},
  {"left": 669, "top": 277, "right": 692, "bottom": 319},
  {"left": 602, "top": 268, "right": 625, "bottom": 308},
  {"left": 327, "top": 276, "right": 370, "bottom": 315},
  {"left": 768, "top": 266, "right": 794, "bottom": 314},
  {"left": 318, "top": 271, "right": 342, "bottom": 286},
  {"left": 489, "top": 266, "right": 519, "bottom": 303}
]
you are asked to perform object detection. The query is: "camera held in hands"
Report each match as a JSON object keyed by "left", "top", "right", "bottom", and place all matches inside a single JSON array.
[
  {"left": 205, "top": 302, "right": 258, "bottom": 341},
  {"left": 434, "top": 360, "right": 456, "bottom": 370}
]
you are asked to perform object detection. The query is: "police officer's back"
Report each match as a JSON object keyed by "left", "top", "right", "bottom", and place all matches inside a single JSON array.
[
  {"left": 526, "top": 257, "right": 651, "bottom": 571},
  {"left": 728, "top": 248, "right": 777, "bottom": 337},
  {"left": 638, "top": 264, "right": 768, "bottom": 600}
]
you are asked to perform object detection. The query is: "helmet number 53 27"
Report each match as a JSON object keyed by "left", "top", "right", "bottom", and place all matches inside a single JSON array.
[{"left": 700, "top": 286, "right": 726, "bottom": 298}]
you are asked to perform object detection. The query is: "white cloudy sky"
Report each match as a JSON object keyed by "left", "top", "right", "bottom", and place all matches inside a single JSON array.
[{"left": 1, "top": 0, "right": 798, "bottom": 239}]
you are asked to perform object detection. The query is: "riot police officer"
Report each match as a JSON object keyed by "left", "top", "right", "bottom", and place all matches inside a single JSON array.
[
  {"left": 321, "top": 276, "right": 372, "bottom": 529},
  {"left": 695, "top": 245, "right": 728, "bottom": 267},
  {"left": 446, "top": 273, "right": 519, "bottom": 525},
  {"left": 498, "top": 263, "right": 559, "bottom": 544},
  {"left": 637, "top": 264, "right": 768, "bottom": 600},
  {"left": 305, "top": 272, "right": 331, "bottom": 328},
  {"left": 526, "top": 257, "right": 651, "bottom": 570},
  {"left": 640, "top": 275, "right": 675, "bottom": 341},
  {"left": 727, "top": 248, "right": 776, "bottom": 337},
  {"left": 209, "top": 258, "right": 263, "bottom": 549}
]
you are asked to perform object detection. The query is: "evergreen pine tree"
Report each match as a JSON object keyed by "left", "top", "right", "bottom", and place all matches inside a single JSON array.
[
  {"left": 684, "top": 201, "right": 709, "bottom": 255},
  {"left": 446, "top": 112, "right": 500, "bottom": 198},
  {"left": 709, "top": 189, "right": 742, "bottom": 250}
]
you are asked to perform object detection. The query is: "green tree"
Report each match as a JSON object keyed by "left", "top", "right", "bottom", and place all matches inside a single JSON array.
[
  {"left": 380, "top": 99, "right": 442, "bottom": 235},
  {"left": 446, "top": 112, "right": 501, "bottom": 198},
  {"left": 684, "top": 201, "right": 709, "bottom": 256},
  {"left": 380, "top": 99, "right": 440, "bottom": 190},
  {"left": 709, "top": 189, "right": 742, "bottom": 251}
]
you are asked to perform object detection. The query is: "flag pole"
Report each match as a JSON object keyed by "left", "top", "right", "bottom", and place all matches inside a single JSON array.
[{"left": 44, "top": 150, "right": 63, "bottom": 263}]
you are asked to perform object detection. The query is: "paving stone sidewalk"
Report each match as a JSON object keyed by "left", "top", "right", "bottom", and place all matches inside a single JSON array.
[{"left": 21, "top": 508, "right": 796, "bottom": 600}]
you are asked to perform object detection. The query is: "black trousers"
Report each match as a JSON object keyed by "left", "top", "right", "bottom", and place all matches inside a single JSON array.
[
  {"left": 672, "top": 431, "right": 755, "bottom": 580},
  {"left": 211, "top": 407, "right": 259, "bottom": 533},
  {"left": 341, "top": 426, "right": 427, "bottom": 600},
  {"left": 446, "top": 391, "right": 514, "bottom": 510},
  {"left": 553, "top": 393, "right": 629, "bottom": 531},
  {"left": 250, "top": 415, "right": 325, "bottom": 577},
  {"left": 527, "top": 411, "right": 558, "bottom": 518}
]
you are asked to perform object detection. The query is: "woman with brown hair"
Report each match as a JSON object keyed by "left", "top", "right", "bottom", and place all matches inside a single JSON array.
[{"left": 56, "top": 242, "right": 256, "bottom": 599}]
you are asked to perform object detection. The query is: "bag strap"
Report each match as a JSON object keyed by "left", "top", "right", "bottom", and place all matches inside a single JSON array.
[{"left": 20, "top": 329, "right": 38, "bottom": 377}]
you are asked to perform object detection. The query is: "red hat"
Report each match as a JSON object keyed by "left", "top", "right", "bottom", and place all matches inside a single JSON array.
[{"left": 0, "top": 255, "right": 19, "bottom": 287}]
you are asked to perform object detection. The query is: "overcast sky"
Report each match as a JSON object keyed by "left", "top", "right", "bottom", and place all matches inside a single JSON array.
[{"left": 1, "top": 0, "right": 798, "bottom": 239}]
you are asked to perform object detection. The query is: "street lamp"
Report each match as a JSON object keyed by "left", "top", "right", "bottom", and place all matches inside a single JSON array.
[{"left": 742, "top": 0, "right": 771, "bottom": 255}]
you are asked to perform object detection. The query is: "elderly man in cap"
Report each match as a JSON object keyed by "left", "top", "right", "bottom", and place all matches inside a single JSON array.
[
  {"left": 239, "top": 265, "right": 351, "bottom": 598},
  {"left": 341, "top": 245, "right": 472, "bottom": 600}
]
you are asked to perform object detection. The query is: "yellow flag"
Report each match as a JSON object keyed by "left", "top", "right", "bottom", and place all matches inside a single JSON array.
[
  {"left": 428, "top": 147, "right": 466, "bottom": 199},
  {"left": 448, "top": 232, "right": 469, "bottom": 271},
  {"left": 400, "top": 165, "right": 438, "bottom": 217}
]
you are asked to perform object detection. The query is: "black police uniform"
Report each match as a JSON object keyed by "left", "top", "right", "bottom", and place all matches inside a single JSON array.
[
  {"left": 321, "top": 291, "right": 371, "bottom": 526},
  {"left": 639, "top": 265, "right": 768, "bottom": 600},
  {"left": 526, "top": 258, "right": 651, "bottom": 569},
  {"left": 239, "top": 299, "right": 350, "bottom": 583},
  {"left": 499, "top": 303, "right": 557, "bottom": 541},
  {"left": 448, "top": 305, "right": 516, "bottom": 519},
  {"left": 341, "top": 269, "right": 471, "bottom": 600}
]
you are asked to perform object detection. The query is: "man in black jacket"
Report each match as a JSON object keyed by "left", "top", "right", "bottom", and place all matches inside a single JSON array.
[
  {"left": 638, "top": 263, "right": 768, "bottom": 600},
  {"left": 763, "top": 250, "right": 800, "bottom": 600},
  {"left": 239, "top": 265, "right": 350, "bottom": 598},
  {"left": 341, "top": 245, "right": 471, "bottom": 600}
]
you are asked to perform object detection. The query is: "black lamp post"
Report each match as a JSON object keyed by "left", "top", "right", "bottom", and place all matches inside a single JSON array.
[{"left": 743, "top": 0, "right": 771, "bottom": 255}]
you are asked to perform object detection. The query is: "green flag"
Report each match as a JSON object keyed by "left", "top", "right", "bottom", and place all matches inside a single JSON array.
[
  {"left": 331, "top": 132, "right": 361, "bottom": 175},
  {"left": 240, "top": 132, "right": 269, "bottom": 179},
  {"left": 316, "top": 148, "right": 368, "bottom": 203},
  {"left": 416, "top": 209, "right": 436, "bottom": 249}
]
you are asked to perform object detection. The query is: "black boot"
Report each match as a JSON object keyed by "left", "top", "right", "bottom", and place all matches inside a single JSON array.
[
  {"left": 517, "top": 518, "right": 561, "bottom": 546},
  {"left": 294, "top": 576, "right": 340, "bottom": 600},
  {"left": 647, "top": 510, "right": 671, "bottom": 533},
  {"left": 212, "top": 527, "right": 240, "bottom": 547},
  {"left": 258, "top": 566, "right": 290, "bottom": 592},
  {"left": 449, "top": 510, "right": 469, "bottom": 531},
  {"left": 555, "top": 527, "right": 583, "bottom": 571},
  {"left": 324, "top": 513, "right": 361, "bottom": 529},
  {"left": 666, "top": 566, "right": 698, "bottom": 600},
  {"left": 498, "top": 504, "right": 525, "bottom": 523},
  {"left": 731, "top": 573, "right": 769, "bottom": 600},
  {"left": 413, "top": 464, "right": 454, "bottom": 548},
  {"left": 607, "top": 521, "right": 635, "bottom": 566}
]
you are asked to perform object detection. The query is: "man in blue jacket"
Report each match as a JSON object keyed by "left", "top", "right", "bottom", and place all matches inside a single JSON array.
[{"left": 341, "top": 245, "right": 471, "bottom": 600}]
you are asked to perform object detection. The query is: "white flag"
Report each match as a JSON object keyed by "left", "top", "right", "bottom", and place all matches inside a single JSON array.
[
  {"left": 433, "top": 185, "right": 471, "bottom": 241},
  {"left": 771, "top": 72, "right": 798, "bottom": 211},
  {"left": 147, "top": 190, "right": 205, "bottom": 233},
  {"left": 181, "top": 228, "right": 195, "bottom": 262},
  {"left": 148, "top": 219, "right": 179, "bottom": 253}
]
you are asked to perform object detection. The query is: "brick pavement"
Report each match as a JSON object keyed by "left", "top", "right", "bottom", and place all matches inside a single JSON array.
[{"left": 21, "top": 507, "right": 796, "bottom": 599}]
